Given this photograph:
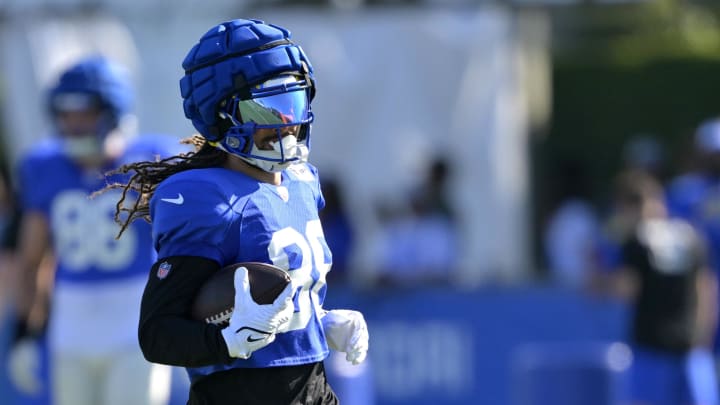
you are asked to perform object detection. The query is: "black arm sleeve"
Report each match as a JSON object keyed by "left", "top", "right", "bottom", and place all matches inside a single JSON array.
[{"left": 138, "top": 256, "right": 234, "bottom": 367}]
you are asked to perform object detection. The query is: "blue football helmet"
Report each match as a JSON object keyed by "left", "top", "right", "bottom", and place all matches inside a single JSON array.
[
  {"left": 48, "top": 55, "right": 133, "bottom": 132},
  {"left": 180, "top": 19, "right": 315, "bottom": 172},
  {"left": 47, "top": 56, "right": 134, "bottom": 159}
]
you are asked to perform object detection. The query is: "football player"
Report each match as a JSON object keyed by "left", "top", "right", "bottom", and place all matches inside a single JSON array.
[
  {"left": 666, "top": 119, "right": 720, "bottom": 354},
  {"left": 663, "top": 118, "right": 720, "bottom": 403},
  {"left": 667, "top": 118, "right": 720, "bottom": 271},
  {"left": 101, "top": 19, "right": 369, "bottom": 404},
  {"left": 9, "top": 56, "right": 176, "bottom": 405}
]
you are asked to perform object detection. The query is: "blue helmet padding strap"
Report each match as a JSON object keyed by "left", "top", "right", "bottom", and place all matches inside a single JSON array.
[{"left": 183, "top": 39, "right": 293, "bottom": 75}]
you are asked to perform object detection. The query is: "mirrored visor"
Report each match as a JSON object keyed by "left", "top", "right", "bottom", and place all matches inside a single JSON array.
[{"left": 235, "top": 89, "right": 309, "bottom": 126}]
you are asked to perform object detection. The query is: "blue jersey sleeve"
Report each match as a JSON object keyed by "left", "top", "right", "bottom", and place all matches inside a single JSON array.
[
  {"left": 150, "top": 175, "right": 243, "bottom": 264},
  {"left": 666, "top": 174, "right": 707, "bottom": 220}
]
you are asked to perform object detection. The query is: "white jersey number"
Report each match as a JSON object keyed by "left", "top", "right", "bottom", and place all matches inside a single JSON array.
[
  {"left": 267, "top": 219, "right": 330, "bottom": 331},
  {"left": 50, "top": 190, "right": 137, "bottom": 272}
]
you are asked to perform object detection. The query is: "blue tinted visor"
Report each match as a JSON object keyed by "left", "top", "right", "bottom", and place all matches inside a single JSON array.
[{"left": 235, "top": 88, "right": 309, "bottom": 126}]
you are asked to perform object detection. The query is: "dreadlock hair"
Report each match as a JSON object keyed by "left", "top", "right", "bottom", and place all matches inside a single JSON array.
[{"left": 96, "top": 134, "right": 227, "bottom": 238}]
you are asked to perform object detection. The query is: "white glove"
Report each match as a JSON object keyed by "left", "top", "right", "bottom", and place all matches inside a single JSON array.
[
  {"left": 7, "top": 338, "right": 44, "bottom": 395},
  {"left": 220, "top": 266, "right": 295, "bottom": 359},
  {"left": 321, "top": 309, "right": 369, "bottom": 365}
]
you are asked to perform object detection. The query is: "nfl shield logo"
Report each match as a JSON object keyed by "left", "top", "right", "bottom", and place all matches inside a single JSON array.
[{"left": 157, "top": 261, "right": 172, "bottom": 279}]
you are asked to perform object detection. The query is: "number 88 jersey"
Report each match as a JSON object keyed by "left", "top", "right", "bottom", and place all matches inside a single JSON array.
[
  {"left": 18, "top": 139, "right": 159, "bottom": 283},
  {"left": 150, "top": 163, "right": 331, "bottom": 379}
]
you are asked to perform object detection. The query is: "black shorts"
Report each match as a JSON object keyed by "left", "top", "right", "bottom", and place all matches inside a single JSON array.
[{"left": 187, "top": 361, "right": 338, "bottom": 405}]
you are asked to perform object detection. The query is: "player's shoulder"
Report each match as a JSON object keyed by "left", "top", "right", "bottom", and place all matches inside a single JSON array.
[
  {"left": 153, "top": 167, "right": 257, "bottom": 205},
  {"left": 284, "top": 163, "right": 323, "bottom": 208},
  {"left": 667, "top": 173, "right": 708, "bottom": 195},
  {"left": 150, "top": 169, "right": 232, "bottom": 232},
  {"left": 17, "top": 139, "right": 73, "bottom": 183},
  {"left": 19, "top": 138, "right": 65, "bottom": 165},
  {"left": 150, "top": 168, "right": 248, "bottom": 260},
  {"left": 665, "top": 172, "right": 710, "bottom": 212},
  {"left": 154, "top": 168, "right": 226, "bottom": 197},
  {"left": 284, "top": 162, "right": 319, "bottom": 183}
]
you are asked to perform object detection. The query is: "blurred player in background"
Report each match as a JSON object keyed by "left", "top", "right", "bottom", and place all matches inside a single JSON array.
[
  {"left": 666, "top": 118, "right": 720, "bottom": 271},
  {"left": 666, "top": 118, "right": 720, "bottom": 373},
  {"left": 318, "top": 177, "right": 355, "bottom": 285},
  {"left": 543, "top": 159, "right": 601, "bottom": 289},
  {"left": 315, "top": 178, "right": 375, "bottom": 405},
  {"left": 373, "top": 156, "right": 458, "bottom": 287},
  {"left": 99, "top": 19, "right": 369, "bottom": 404},
  {"left": 8, "top": 55, "right": 175, "bottom": 405},
  {"left": 601, "top": 170, "right": 718, "bottom": 405}
]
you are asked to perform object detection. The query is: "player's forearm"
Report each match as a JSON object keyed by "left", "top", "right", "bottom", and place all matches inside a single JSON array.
[
  {"left": 139, "top": 256, "right": 231, "bottom": 367},
  {"left": 15, "top": 261, "right": 39, "bottom": 319},
  {"left": 14, "top": 212, "right": 51, "bottom": 329},
  {"left": 139, "top": 315, "right": 231, "bottom": 367},
  {"left": 11, "top": 258, "right": 51, "bottom": 342}
]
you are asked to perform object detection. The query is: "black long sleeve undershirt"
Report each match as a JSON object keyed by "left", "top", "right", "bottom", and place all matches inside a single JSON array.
[{"left": 138, "top": 256, "right": 234, "bottom": 367}]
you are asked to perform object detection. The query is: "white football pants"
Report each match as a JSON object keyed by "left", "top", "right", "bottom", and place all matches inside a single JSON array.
[{"left": 52, "top": 348, "right": 171, "bottom": 405}]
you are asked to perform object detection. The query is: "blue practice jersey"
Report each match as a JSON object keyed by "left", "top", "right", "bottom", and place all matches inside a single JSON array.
[
  {"left": 666, "top": 173, "right": 720, "bottom": 271},
  {"left": 18, "top": 135, "right": 183, "bottom": 284},
  {"left": 666, "top": 173, "right": 720, "bottom": 353},
  {"left": 150, "top": 163, "right": 332, "bottom": 380}
]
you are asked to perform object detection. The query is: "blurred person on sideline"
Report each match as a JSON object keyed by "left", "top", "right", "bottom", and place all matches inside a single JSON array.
[
  {"left": 319, "top": 177, "right": 355, "bottom": 285},
  {"left": 373, "top": 156, "right": 458, "bottom": 287},
  {"left": 7, "top": 55, "right": 175, "bottom": 405},
  {"left": 622, "top": 133, "right": 667, "bottom": 182},
  {"left": 97, "top": 19, "right": 369, "bottom": 404},
  {"left": 597, "top": 170, "right": 718, "bottom": 405},
  {"left": 666, "top": 118, "right": 720, "bottom": 356},
  {"left": 590, "top": 135, "right": 667, "bottom": 283},
  {"left": 543, "top": 159, "right": 601, "bottom": 288},
  {"left": 317, "top": 177, "right": 375, "bottom": 405}
]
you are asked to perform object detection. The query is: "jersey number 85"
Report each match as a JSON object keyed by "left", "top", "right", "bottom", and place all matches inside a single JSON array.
[{"left": 267, "top": 219, "right": 330, "bottom": 332}]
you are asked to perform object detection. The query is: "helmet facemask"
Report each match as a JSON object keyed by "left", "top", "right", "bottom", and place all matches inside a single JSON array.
[{"left": 215, "top": 75, "right": 313, "bottom": 172}]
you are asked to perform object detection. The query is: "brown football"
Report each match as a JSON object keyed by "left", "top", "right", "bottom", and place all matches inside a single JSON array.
[{"left": 190, "top": 262, "right": 292, "bottom": 327}]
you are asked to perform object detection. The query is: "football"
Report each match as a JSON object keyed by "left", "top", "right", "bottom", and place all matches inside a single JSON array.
[{"left": 190, "top": 262, "right": 292, "bottom": 327}]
